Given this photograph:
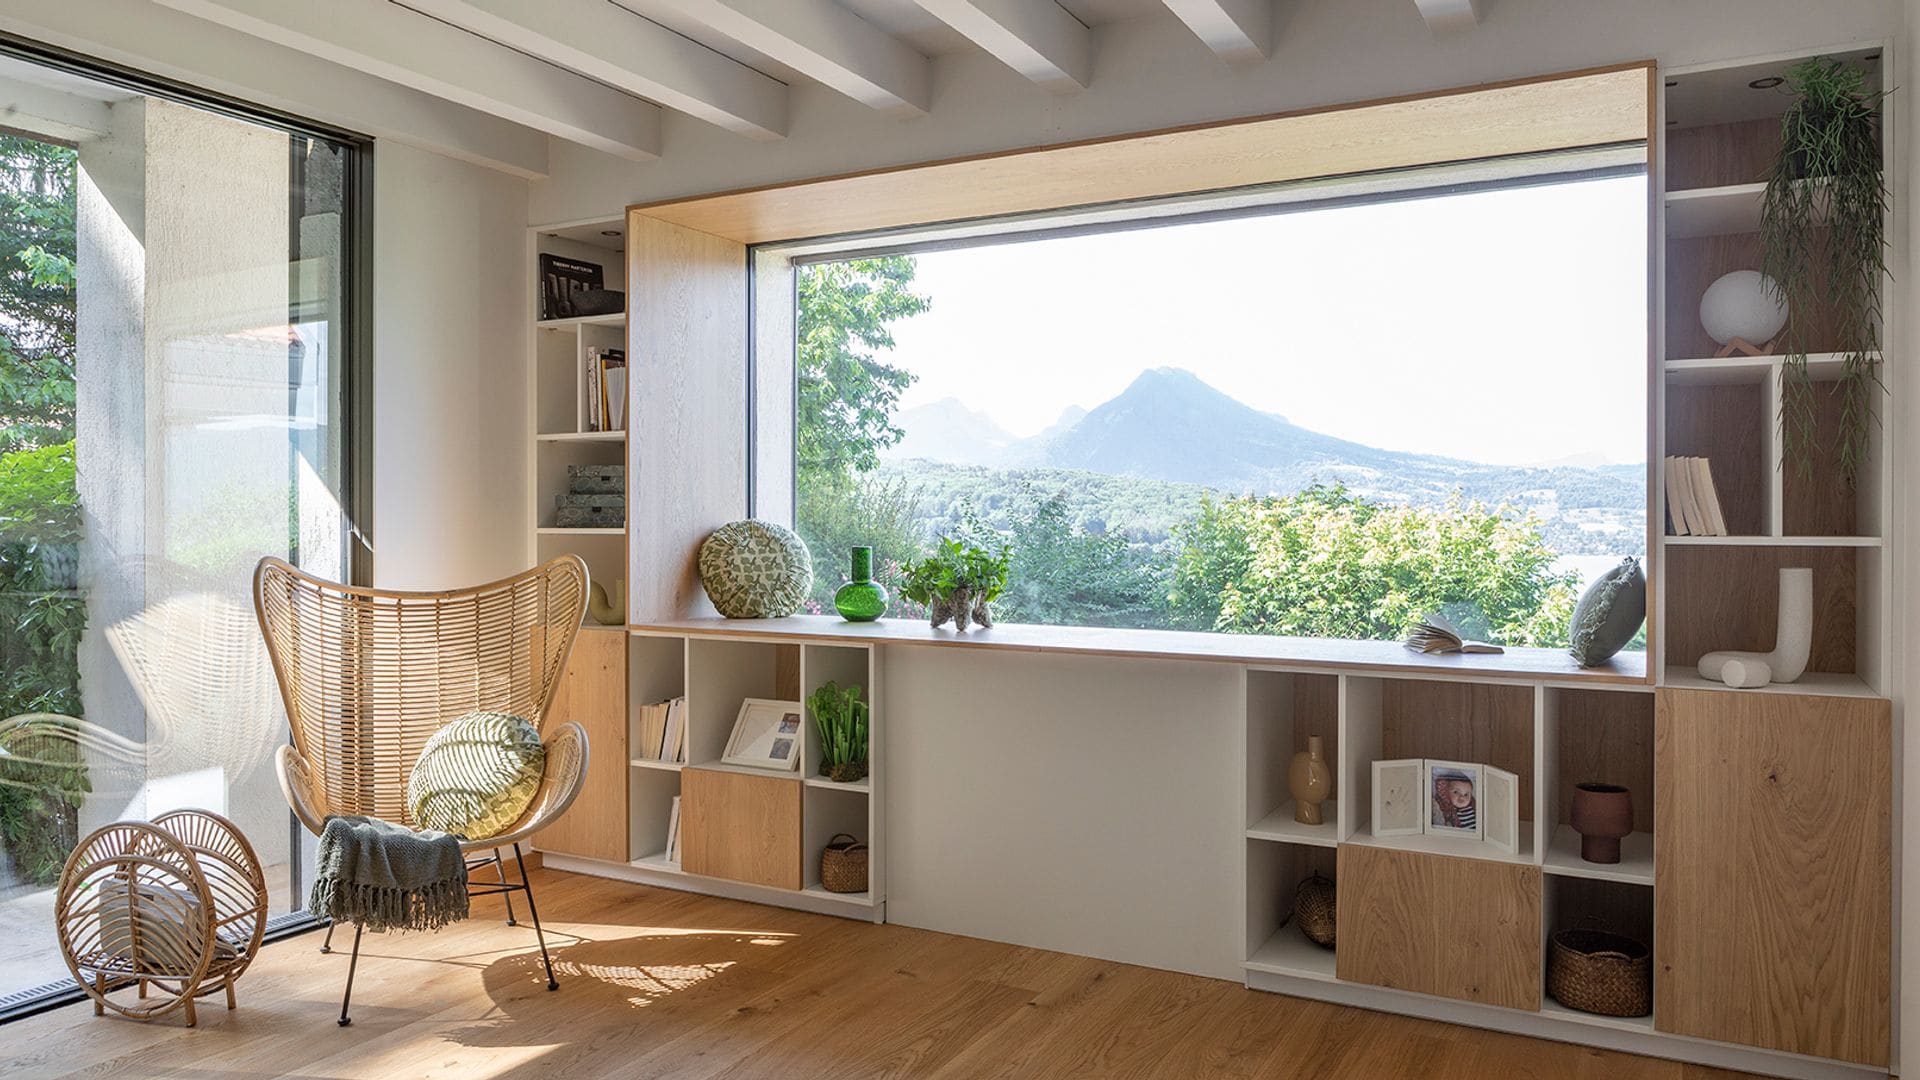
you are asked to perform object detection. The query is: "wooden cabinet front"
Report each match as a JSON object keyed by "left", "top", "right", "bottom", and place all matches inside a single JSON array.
[
  {"left": 681, "top": 766, "right": 802, "bottom": 890},
  {"left": 533, "top": 627, "right": 629, "bottom": 862},
  {"left": 1654, "top": 688, "right": 1890, "bottom": 1065},
  {"left": 1335, "top": 843, "right": 1540, "bottom": 1010}
]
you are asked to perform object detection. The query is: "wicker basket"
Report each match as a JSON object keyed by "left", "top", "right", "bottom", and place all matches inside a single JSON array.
[
  {"left": 1548, "top": 928, "right": 1651, "bottom": 1017},
  {"left": 820, "top": 833, "right": 869, "bottom": 894},
  {"left": 1293, "top": 873, "right": 1336, "bottom": 949}
]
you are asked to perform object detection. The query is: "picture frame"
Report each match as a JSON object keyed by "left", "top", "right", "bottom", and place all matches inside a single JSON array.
[
  {"left": 1481, "top": 765, "right": 1520, "bottom": 854},
  {"left": 721, "top": 698, "right": 804, "bottom": 771},
  {"left": 1371, "top": 758, "right": 1426, "bottom": 838},
  {"left": 1425, "top": 759, "right": 1484, "bottom": 841}
]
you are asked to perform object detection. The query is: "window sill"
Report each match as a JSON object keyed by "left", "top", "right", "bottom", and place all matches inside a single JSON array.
[{"left": 628, "top": 616, "right": 1648, "bottom": 687}]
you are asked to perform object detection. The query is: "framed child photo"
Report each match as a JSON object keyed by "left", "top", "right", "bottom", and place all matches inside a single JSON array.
[
  {"left": 1371, "top": 758, "right": 1426, "bottom": 838},
  {"left": 1425, "top": 759, "right": 1483, "bottom": 841},
  {"left": 722, "top": 698, "right": 804, "bottom": 772}
]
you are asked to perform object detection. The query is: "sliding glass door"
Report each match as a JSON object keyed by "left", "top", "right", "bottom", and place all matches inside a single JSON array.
[{"left": 0, "top": 45, "right": 363, "bottom": 1012}]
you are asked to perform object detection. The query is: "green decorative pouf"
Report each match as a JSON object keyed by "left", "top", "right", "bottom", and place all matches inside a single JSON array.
[
  {"left": 699, "top": 519, "right": 813, "bottom": 619},
  {"left": 407, "top": 711, "right": 546, "bottom": 840}
]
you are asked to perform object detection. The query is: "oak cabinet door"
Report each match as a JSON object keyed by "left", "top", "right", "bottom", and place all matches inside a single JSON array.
[
  {"left": 532, "top": 627, "right": 629, "bottom": 862},
  {"left": 1335, "top": 843, "right": 1541, "bottom": 1010},
  {"left": 681, "top": 766, "right": 802, "bottom": 890},
  {"left": 1654, "top": 688, "right": 1890, "bottom": 1065}
]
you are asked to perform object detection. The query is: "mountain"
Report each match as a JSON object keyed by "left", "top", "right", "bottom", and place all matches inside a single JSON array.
[{"left": 882, "top": 397, "right": 1016, "bottom": 465}]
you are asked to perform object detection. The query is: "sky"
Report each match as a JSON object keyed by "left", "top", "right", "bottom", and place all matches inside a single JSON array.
[{"left": 878, "top": 173, "right": 1649, "bottom": 467}]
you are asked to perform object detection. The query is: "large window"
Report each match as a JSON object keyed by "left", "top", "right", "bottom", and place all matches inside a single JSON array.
[
  {"left": 0, "top": 44, "right": 362, "bottom": 1012},
  {"left": 793, "top": 167, "right": 1646, "bottom": 647}
]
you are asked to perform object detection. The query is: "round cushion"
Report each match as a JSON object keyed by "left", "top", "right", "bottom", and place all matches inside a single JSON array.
[
  {"left": 1567, "top": 557, "right": 1647, "bottom": 667},
  {"left": 407, "top": 712, "right": 546, "bottom": 840},
  {"left": 698, "top": 520, "right": 813, "bottom": 619}
]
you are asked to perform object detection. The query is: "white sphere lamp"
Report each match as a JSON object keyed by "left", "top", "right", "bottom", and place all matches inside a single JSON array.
[{"left": 1699, "top": 270, "right": 1788, "bottom": 353}]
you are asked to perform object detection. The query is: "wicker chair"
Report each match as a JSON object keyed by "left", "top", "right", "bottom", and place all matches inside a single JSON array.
[{"left": 253, "top": 555, "right": 591, "bottom": 1026}]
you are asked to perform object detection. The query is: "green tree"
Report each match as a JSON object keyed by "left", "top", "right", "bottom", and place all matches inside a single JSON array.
[
  {"left": 0, "top": 136, "right": 77, "bottom": 455},
  {"left": 957, "top": 484, "right": 1164, "bottom": 629},
  {"left": 1167, "top": 485, "right": 1580, "bottom": 647},
  {"left": 796, "top": 257, "right": 930, "bottom": 481}
]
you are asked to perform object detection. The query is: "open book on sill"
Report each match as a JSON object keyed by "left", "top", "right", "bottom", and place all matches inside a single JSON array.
[{"left": 1404, "top": 613, "right": 1505, "bottom": 655}]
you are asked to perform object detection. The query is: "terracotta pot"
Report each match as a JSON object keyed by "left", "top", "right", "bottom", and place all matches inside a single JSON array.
[
  {"left": 1288, "top": 735, "right": 1333, "bottom": 826},
  {"left": 1569, "top": 782, "right": 1633, "bottom": 864}
]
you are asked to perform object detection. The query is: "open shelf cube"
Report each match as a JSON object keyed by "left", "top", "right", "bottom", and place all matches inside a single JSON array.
[
  {"left": 1244, "top": 839, "right": 1337, "bottom": 981},
  {"left": 1245, "top": 670, "right": 1338, "bottom": 842},
  {"left": 1542, "top": 874, "right": 1654, "bottom": 1024},
  {"left": 1540, "top": 688, "right": 1653, "bottom": 885}
]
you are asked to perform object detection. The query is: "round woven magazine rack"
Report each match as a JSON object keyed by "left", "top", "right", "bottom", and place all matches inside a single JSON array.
[
  {"left": 54, "top": 809, "right": 267, "bottom": 1026},
  {"left": 1547, "top": 927, "right": 1651, "bottom": 1018}
]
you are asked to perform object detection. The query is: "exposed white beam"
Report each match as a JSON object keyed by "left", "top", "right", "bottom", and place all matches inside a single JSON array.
[
  {"left": 1163, "top": 0, "right": 1268, "bottom": 64},
  {"left": 911, "top": 0, "right": 1089, "bottom": 93},
  {"left": 156, "top": 0, "right": 661, "bottom": 160},
  {"left": 1414, "top": 0, "right": 1479, "bottom": 32},
  {"left": 0, "top": 0, "right": 548, "bottom": 177},
  {"left": 402, "top": 0, "right": 786, "bottom": 141},
  {"left": 654, "top": 0, "right": 928, "bottom": 117},
  {"left": 0, "top": 74, "right": 113, "bottom": 142}
]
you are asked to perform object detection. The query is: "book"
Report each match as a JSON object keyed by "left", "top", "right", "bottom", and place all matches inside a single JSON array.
[
  {"left": 597, "top": 348, "right": 626, "bottom": 431},
  {"left": 538, "top": 253, "right": 603, "bottom": 320},
  {"left": 1688, "top": 456, "right": 1728, "bottom": 536},
  {"left": 664, "top": 795, "right": 682, "bottom": 863},
  {"left": 1404, "top": 612, "right": 1504, "bottom": 655},
  {"left": 637, "top": 701, "right": 670, "bottom": 761},
  {"left": 662, "top": 696, "right": 686, "bottom": 763},
  {"left": 604, "top": 355, "right": 628, "bottom": 432},
  {"left": 583, "top": 346, "right": 603, "bottom": 432},
  {"left": 1664, "top": 456, "right": 1695, "bottom": 535}
]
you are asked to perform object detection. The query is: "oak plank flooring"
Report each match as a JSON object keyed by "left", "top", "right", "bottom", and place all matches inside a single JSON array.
[{"left": 2, "top": 869, "right": 1757, "bottom": 1080}]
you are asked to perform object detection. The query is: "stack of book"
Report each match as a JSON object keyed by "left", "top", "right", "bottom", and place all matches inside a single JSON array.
[
  {"left": 582, "top": 346, "right": 627, "bottom": 432},
  {"left": 557, "top": 464, "right": 624, "bottom": 529},
  {"left": 635, "top": 696, "right": 687, "bottom": 763},
  {"left": 1664, "top": 456, "right": 1728, "bottom": 536}
]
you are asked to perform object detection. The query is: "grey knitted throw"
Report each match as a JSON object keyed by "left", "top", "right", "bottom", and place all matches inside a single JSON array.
[{"left": 310, "top": 815, "right": 470, "bottom": 932}]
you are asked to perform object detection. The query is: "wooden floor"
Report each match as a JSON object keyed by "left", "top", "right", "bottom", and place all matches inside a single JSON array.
[{"left": 1, "top": 869, "right": 1753, "bottom": 1080}]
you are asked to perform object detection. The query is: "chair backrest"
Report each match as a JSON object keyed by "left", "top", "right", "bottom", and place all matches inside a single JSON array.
[{"left": 253, "top": 555, "right": 589, "bottom": 825}]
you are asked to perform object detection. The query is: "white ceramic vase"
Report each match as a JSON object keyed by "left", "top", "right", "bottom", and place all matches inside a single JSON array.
[{"left": 1697, "top": 567, "right": 1812, "bottom": 688}]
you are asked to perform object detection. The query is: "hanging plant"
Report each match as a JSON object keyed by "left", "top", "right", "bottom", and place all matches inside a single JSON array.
[{"left": 1759, "top": 58, "right": 1889, "bottom": 486}]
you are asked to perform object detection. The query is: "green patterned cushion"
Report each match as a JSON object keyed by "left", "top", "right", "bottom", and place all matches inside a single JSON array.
[
  {"left": 698, "top": 519, "right": 813, "bottom": 619},
  {"left": 407, "top": 712, "right": 546, "bottom": 840}
]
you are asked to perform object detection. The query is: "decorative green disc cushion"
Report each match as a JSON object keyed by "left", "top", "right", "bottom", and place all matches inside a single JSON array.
[
  {"left": 1567, "top": 557, "right": 1647, "bottom": 667},
  {"left": 407, "top": 712, "right": 546, "bottom": 840},
  {"left": 698, "top": 519, "right": 814, "bottom": 619}
]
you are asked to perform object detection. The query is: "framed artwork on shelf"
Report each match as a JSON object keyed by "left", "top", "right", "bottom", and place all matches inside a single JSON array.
[
  {"left": 1481, "top": 766, "right": 1520, "bottom": 854},
  {"left": 722, "top": 698, "right": 804, "bottom": 771},
  {"left": 1425, "top": 759, "right": 1483, "bottom": 841},
  {"left": 1371, "top": 758, "right": 1426, "bottom": 837}
]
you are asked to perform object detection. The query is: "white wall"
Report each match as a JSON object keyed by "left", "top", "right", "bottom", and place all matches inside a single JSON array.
[
  {"left": 372, "top": 141, "right": 530, "bottom": 589},
  {"left": 531, "top": 0, "right": 1904, "bottom": 223}
]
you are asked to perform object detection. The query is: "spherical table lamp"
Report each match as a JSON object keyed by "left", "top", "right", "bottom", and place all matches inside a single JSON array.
[{"left": 1699, "top": 270, "right": 1788, "bottom": 357}]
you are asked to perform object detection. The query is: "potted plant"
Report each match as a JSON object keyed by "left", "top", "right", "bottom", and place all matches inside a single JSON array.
[
  {"left": 806, "top": 680, "right": 869, "bottom": 784},
  {"left": 899, "top": 537, "right": 1010, "bottom": 631},
  {"left": 1760, "top": 58, "right": 1889, "bottom": 485}
]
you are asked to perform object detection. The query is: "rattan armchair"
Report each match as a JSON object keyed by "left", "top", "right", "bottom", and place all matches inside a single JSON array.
[{"left": 253, "top": 555, "right": 591, "bottom": 1025}]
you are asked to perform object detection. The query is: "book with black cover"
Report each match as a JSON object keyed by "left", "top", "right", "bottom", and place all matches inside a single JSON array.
[{"left": 539, "top": 253, "right": 604, "bottom": 320}]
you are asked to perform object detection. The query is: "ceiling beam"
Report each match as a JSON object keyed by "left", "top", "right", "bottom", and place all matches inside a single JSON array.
[
  {"left": 0, "top": 74, "right": 113, "bottom": 142},
  {"left": 1163, "top": 0, "right": 1268, "bottom": 64},
  {"left": 653, "top": 0, "right": 928, "bottom": 117},
  {"left": 912, "top": 0, "right": 1090, "bottom": 92},
  {"left": 1414, "top": 0, "right": 1479, "bottom": 32},
  {"left": 156, "top": 0, "right": 661, "bottom": 160},
  {"left": 402, "top": 0, "right": 787, "bottom": 141}
]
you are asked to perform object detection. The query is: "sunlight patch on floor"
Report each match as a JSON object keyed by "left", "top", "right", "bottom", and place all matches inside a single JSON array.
[{"left": 554, "top": 958, "right": 737, "bottom": 1008}]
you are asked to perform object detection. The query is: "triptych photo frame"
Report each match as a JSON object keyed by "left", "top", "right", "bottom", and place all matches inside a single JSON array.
[{"left": 1370, "top": 757, "right": 1520, "bottom": 854}]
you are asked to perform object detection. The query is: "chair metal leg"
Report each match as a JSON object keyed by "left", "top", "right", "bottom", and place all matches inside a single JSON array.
[
  {"left": 495, "top": 849, "right": 517, "bottom": 926},
  {"left": 320, "top": 920, "right": 336, "bottom": 954},
  {"left": 338, "top": 923, "right": 364, "bottom": 1027},
  {"left": 513, "top": 844, "right": 558, "bottom": 991}
]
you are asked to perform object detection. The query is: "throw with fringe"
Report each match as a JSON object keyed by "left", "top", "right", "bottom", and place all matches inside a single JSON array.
[{"left": 311, "top": 815, "right": 470, "bottom": 932}]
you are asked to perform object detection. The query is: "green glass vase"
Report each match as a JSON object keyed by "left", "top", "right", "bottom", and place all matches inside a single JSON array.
[{"left": 834, "top": 546, "right": 888, "bottom": 622}]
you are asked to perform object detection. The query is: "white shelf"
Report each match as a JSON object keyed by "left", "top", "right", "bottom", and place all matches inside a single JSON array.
[
  {"left": 1544, "top": 825, "right": 1653, "bottom": 886},
  {"left": 805, "top": 775, "right": 871, "bottom": 793},
  {"left": 1343, "top": 817, "right": 1536, "bottom": 867},
  {"left": 630, "top": 852, "right": 683, "bottom": 875},
  {"left": 1245, "top": 927, "right": 1338, "bottom": 982},
  {"left": 1663, "top": 353, "right": 1848, "bottom": 385},
  {"left": 536, "top": 526, "right": 624, "bottom": 536},
  {"left": 686, "top": 759, "right": 804, "bottom": 780},
  {"left": 630, "top": 758, "right": 685, "bottom": 772},
  {"left": 1538, "top": 998, "right": 1655, "bottom": 1034},
  {"left": 1660, "top": 671, "right": 1878, "bottom": 698},
  {"left": 1246, "top": 801, "right": 1339, "bottom": 848},
  {"left": 537, "top": 430, "right": 626, "bottom": 443},
  {"left": 537, "top": 313, "right": 624, "bottom": 330},
  {"left": 1664, "top": 182, "right": 1765, "bottom": 239},
  {"left": 800, "top": 884, "right": 877, "bottom": 907},
  {"left": 1662, "top": 534, "right": 1882, "bottom": 548}
]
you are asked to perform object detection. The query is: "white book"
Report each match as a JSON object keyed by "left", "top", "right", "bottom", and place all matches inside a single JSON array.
[
  {"left": 605, "top": 367, "right": 627, "bottom": 431},
  {"left": 583, "top": 346, "right": 602, "bottom": 432},
  {"left": 664, "top": 795, "right": 681, "bottom": 862},
  {"left": 1689, "top": 456, "right": 1727, "bottom": 536},
  {"left": 661, "top": 696, "right": 685, "bottom": 763},
  {"left": 1664, "top": 457, "right": 1694, "bottom": 536}
]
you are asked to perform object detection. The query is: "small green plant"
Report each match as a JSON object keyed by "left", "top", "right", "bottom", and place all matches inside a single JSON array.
[
  {"left": 899, "top": 536, "right": 1011, "bottom": 631},
  {"left": 806, "top": 680, "right": 869, "bottom": 784}
]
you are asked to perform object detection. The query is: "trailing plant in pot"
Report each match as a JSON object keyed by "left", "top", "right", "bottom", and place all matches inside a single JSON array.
[
  {"left": 1760, "top": 58, "right": 1889, "bottom": 486},
  {"left": 899, "top": 537, "right": 1010, "bottom": 631},
  {"left": 807, "top": 680, "right": 869, "bottom": 784}
]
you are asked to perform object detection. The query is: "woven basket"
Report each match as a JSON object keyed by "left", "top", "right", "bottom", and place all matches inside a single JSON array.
[
  {"left": 1293, "top": 873, "right": 1336, "bottom": 949},
  {"left": 1548, "top": 928, "right": 1651, "bottom": 1017},
  {"left": 820, "top": 833, "right": 868, "bottom": 894}
]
